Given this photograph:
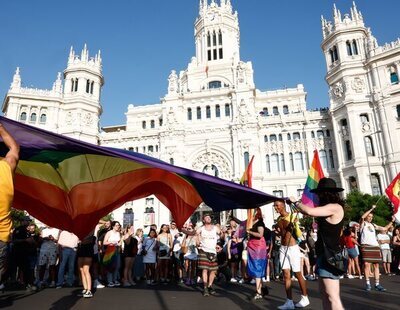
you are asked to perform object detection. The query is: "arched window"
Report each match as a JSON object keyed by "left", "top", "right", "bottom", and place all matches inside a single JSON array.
[
  {"left": 287, "top": 133, "right": 291, "bottom": 140},
  {"left": 218, "top": 30, "right": 223, "bottom": 45},
  {"left": 86, "top": 80, "right": 91, "bottom": 93},
  {"left": 294, "top": 152, "right": 304, "bottom": 171},
  {"left": 150, "top": 120, "right": 155, "bottom": 128},
  {"left": 206, "top": 106, "right": 211, "bottom": 119},
  {"left": 278, "top": 134, "right": 283, "bottom": 141},
  {"left": 397, "top": 105, "right": 400, "bottom": 118},
  {"left": 215, "top": 105, "right": 220, "bottom": 118},
  {"left": 352, "top": 39, "right": 358, "bottom": 55},
  {"left": 159, "top": 118, "right": 163, "bottom": 126},
  {"left": 293, "top": 132, "right": 301, "bottom": 140},
  {"left": 262, "top": 107, "right": 268, "bottom": 116},
  {"left": 30, "top": 113, "right": 37, "bottom": 123},
  {"left": 319, "top": 150, "right": 328, "bottom": 169},
  {"left": 346, "top": 41, "right": 352, "bottom": 56},
  {"left": 40, "top": 114, "right": 47, "bottom": 124},
  {"left": 273, "top": 106, "right": 279, "bottom": 115},
  {"left": 187, "top": 108, "right": 192, "bottom": 120},
  {"left": 207, "top": 32, "right": 211, "bottom": 47},
  {"left": 264, "top": 135, "right": 268, "bottom": 142},
  {"left": 329, "top": 149, "right": 335, "bottom": 169},
  {"left": 360, "top": 114, "right": 369, "bottom": 124},
  {"left": 283, "top": 105, "right": 289, "bottom": 115},
  {"left": 271, "top": 154, "right": 279, "bottom": 173},
  {"left": 244, "top": 152, "right": 250, "bottom": 168},
  {"left": 270, "top": 134, "right": 277, "bottom": 142},
  {"left": 317, "top": 130, "right": 324, "bottom": 138},
  {"left": 326, "top": 129, "right": 330, "bottom": 137},
  {"left": 20, "top": 112, "right": 27, "bottom": 121},
  {"left": 209, "top": 81, "right": 222, "bottom": 89},
  {"left": 311, "top": 131, "right": 315, "bottom": 138},
  {"left": 213, "top": 31, "right": 217, "bottom": 46},
  {"left": 169, "top": 158, "right": 174, "bottom": 165},
  {"left": 266, "top": 155, "right": 270, "bottom": 173},
  {"left": 142, "top": 121, "right": 146, "bottom": 129},
  {"left": 371, "top": 174, "right": 382, "bottom": 195},
  {"left": 329, "top": 49, "right": 334, "bottom": 64},
  {"left": 71, "top": 78, "right": 78, "bottom": 92},
  {"left": 333, "top": 45, "right": 339, "bottom": 61},
  {"left": 345, "top": 140, "right": 352, "bottom": 160},
  {"left": 364, "top": 136, "right": 375, "bottom": 156},
  {"left": 289, "top": 153, "right": 294, "bottom": 171},
  {"left": 389, "top": 66, "right": 399, "bottom": 84},
  {"left": 280, "top": 154, "right": 286, "bottom": 172},
  {"left": 197, "top": 107, "right": 202, "bottom": 119},
  {"left": 90, "top": 81, "right": 94, "bottom": 94},
  {"left": 225, "top": 104, "right": 230, "bottom": 117},
  {"left": 148, "top": 145, "right": 154, "bottom": 152}
]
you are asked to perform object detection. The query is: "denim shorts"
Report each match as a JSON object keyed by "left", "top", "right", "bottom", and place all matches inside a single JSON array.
[
  {"left": 316, "top": 256, "right": 341, "bottom": 280},
  {"left": 347, "top": 247, "right": 358, "bottom": 259}
]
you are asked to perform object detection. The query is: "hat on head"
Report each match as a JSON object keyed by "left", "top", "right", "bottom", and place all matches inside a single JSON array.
[{"left": 310, "top": 177, "right": 344, "bottom": 193}]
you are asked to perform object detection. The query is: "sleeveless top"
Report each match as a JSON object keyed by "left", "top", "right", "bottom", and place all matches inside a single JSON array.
[
  {"left": 0, "top": 161, "right": 13, "bottom": 242},
  {"left": 107, "top": 230, "right": 121, "bottom": 245},
  {"left": 360, "top": 222, "right": 379, "bottom": 246},
  {"left": 200, "top": 226, "right": 218, "bottom": 254},
  {"left": 316, "top": 217, "right": 344, "bottom": 255}
]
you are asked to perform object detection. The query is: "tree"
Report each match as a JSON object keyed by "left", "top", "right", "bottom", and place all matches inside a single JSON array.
[
  {"left": 10, "top": 208, "right": 28, "bottom": 228},
  {"left": 345, "top": 190, "right": 392, "bottom": 226}
]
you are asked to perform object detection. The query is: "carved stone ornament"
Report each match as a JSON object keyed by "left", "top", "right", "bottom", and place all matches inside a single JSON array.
[
  {"left": 65, "top": 112, "right": 73, "bottom": 125},
  {"left": 331, "top": 81, "right": 345, "bottom": 99},
  {"left": 83, "top": 113, "right": 93, "bottom": 126},
  {"left": 351, "top": 77, "right": 365, "bottom": 93},
  {"left": 168, "top": 70, "right": 178, "bottom": 93},
  {"left": 192, "top": 151, "right": 231, "bottom": 180}
]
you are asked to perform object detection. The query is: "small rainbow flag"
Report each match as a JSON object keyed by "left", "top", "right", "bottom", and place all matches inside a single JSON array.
[
  {"left": 240, "top": 155, "right": 255, "bottom": 229},
  {"left": 301, "top": 150, "right": 325, "bottom": 208},
  {"left": 385, "top": 172, "right": 400, "bottom": 222}
]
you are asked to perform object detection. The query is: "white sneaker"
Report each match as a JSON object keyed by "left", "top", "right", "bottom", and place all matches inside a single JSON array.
[
  {"left": 295, "top": 295, "right": 310, "bottom": 308},
  {"left": 238, "top": 279, "right": 244, "bottom": 284},
  {"left": 146, "top": 280, "right": 151, "bottom": 285},
  {"left": 266, "top": 276, "right": 270, "bottom": 282},
  {"left": 278, "top": 299, "right": 295, "bottom": 310},
  {"left": 250, "top": 279, "right": 256, "bottom": 284},
  {"left": 230, "top": 278, "right": 238, "bottom": 283},
  {"left": 347, "top": 274, "right": 354, "bottom": 279},
  {"left": 114, "top": 281, "right": 121, "bottom": 286},
  {"left": 262, "top": 277, "right": 267, "bottom": 283}
]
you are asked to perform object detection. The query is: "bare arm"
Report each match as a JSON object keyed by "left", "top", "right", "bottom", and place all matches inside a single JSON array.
[
  {"left": 360, "top": 205, "right": 376, "bottom": 224},
  {"left": 295, "top": 200, "right": 340, "bottom": 218},
  {"left": 0, "top": 123, "right": 19, "bottom": 173},
  {"left": 247, "top": 226, "right": 264, "bottom": 239}
]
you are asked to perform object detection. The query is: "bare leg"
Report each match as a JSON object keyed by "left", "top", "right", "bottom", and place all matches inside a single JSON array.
[
  {"left": 283, "top": 269, "right": 292, "bottom": 300},
  {"left": 320, "top": 278, "right": 344, "bottom": 310},
  {"left": 255, "top": 277, "right": 262, "bottom": 295},
  {"left": 208, "top": 270, "right": 216, "bottom": 287},
  {"left": 295, "top": 271, "right": 308, "bottom": 296}
]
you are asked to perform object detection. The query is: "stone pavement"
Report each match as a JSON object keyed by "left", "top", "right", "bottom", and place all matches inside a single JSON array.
[{"left": 1, "top": 275, "right": 399, "bottom": 310}]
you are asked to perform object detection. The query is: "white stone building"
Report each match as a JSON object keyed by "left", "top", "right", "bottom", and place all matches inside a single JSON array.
[{"left": 2, "top": 1, "right": 400, "bottom": 229}]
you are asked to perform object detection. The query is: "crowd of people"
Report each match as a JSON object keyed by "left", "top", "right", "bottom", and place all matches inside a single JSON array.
[{"left": 0, "top": 124, "right": 399, "bottom": 310}]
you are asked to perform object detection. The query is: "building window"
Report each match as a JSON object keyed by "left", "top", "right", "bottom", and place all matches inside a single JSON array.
[
  {"left": 169, "top": 158, "right": 174, "bottom": 165},
  {"left": 329, "top": 149, "right": 335, "bottom": 169},
  {"left": 346, "top": 41, "right": 352, "bottom": 56},
  {"left": 371, "top": 174, "right": 382, "bottom": 195},
  {"left": 397, "top": 105, "right": 400, "bottom": 118},
  {"left": 156, "top": 145, "right": 159, "bottom": 152},
  {"left": 148, "top": 145, "right": 154, "bottom": 152},
  {"left": 262, "top": 107, "right": 268, "bottom": 116},
  {"left": 219, "top": 48, "right": 223, "bottom": 59},
  {"left": 264, "top": 135, "right": 268, "bottom": 142},
  {"left": 244, "top": 152, "right": 250, "bottom": 168},
  {"left": 293, "top": 132, "right": 301, "bottom": 140},
  {"left": 349, "top": 176, "right": 358, "bottom": 191},
  {"left": 345, "top": 140, "right": 352, "bottom": 160},
  {"left": 289, "top": 153, "right": 294, "bottom": 171},
  {"left": 317, "top": 130, "right": 324, "bottom": 138},
  {"left": 142, "top": 121, "right": 146, "bottom": 129},
  {"left": 150, "top": 120, "right": 155, "bottom": 128},
  {"left": 225, "top": 104, "right": 230, "bottom": 117},
  {"left": 86, "top": 80, "right": 91, "bottom": 93},
  {"left": 273, "top": 190, "right": 283, "bottom": 198},
  {"left": 389, "top": 66, "right": 399, "bottom": 84},
  {"left": 20, "top": 112, "right": 27, "bottom": 121},
  {"left": 287, "top": 133, "right": 291, "bottom": 140},
  {"left": 364, "top": 136, "right": 375, "bottom": 156},
  {"left": 218, "top": 30, "right": 223, "bottom": 45},
  {"left": 71, "top": 78, "right": 78, "bottom": 92},
  {"left": 209, "top": 81, "right": 222, "bottom": 89},
  {"left": 360, "top": 114, "right": 369, "bottom": 124},
  {"left": 206, "top": 106, "right": 211, "bottom": 119},
  {"left": 319, "top": 150, "right": 328, "bottom": 169},
  {"left": 159, "top": 118, "right": 163, "bottom": 126},
  {"left": 215, "top": 105, "right": 220, "bottom": 118},
  {"left": 266, "top": 155, "right": 270, "bottom": 173},
  {"left": 294, "top": 152, "right": 304, "bottom": 171},
  {"left": 30, "top": 113, "right": 37, "bottom": 123},
  {"left": 90, "top": 81, "right": 94, "bottom": 94},
  {"left": 280, "top": 153, "right": 285, "bottom": 172},
  {"left": 270, "top": 134, "right": 277, "bottom": 142},
  {"left": 278, "top": 134, "right": 282, "bottom": 141},
  {"left": 352, "top": 40, "right": 358, "bottom": 55},
  {"left": 187, "top": 108, "right": 192, "bottom": 120},
  {"left": 271, "top": 154, "right": 279, "bottom": 173},
  {"left": 333, "top": 45, "right": 339, "bottom": 61},
  {"left": 311, "top": 131, "right": 315, "bottom": 138},
  {"left": 207, "top": 50, "right": 212, "bottom": 61},
  {"left": 273, "top": 106, "right": 279, "bottom": 115},
  {"left": 326, "top": 129, "right": 330, "bottom": 137},
  {"left": 197, "top": 107, "right": 201, "bottom": 120},
  {"left": 283, "top": 105, "right": 289, "bottom": 114},
  {"left": 40, "top": 114, "right": 47, "bottom": 124},
  {"left": 207, "top": 32, "right": 211, "bottom": 47}
]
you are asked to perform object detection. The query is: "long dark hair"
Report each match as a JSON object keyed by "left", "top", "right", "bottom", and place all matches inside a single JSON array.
[{"left": 317, "top": 191, "right": 345, "bottom": 207}]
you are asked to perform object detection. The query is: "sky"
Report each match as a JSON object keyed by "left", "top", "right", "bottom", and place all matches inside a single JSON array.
[{"left": 0, "top": 0, "right": 399, "bottom": 127}]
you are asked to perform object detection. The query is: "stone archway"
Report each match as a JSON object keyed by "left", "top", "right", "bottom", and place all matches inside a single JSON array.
[{"left": 192, "top": 151, "right": 231, "bottom": 180}]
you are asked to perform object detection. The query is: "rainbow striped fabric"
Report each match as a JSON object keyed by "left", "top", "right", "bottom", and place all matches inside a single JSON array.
[
  {"left": 301, "top": 150, "right": 325, "bottom": 208},
  {"left": 0, "top": 117, "right": 278, "bottom": 238},
  {"left": 240, "top": 155, "right": 255, "bottom": 230},
  {"left": 386, "top": 172, "right": 400, "bottom": 222}
]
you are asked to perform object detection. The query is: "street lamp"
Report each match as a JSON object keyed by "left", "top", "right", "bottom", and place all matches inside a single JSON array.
[{"left": 363, "top": 130, "right": 382, "bottom": 194}]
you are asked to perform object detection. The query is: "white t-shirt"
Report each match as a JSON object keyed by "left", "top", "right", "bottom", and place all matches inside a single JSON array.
[
  {"left": 200, "top": 226, "right": 218, "bottom": 254},
  {"left": 377, "top": 233, "right": 391, "bottom": 250},
  {"left": 360, "top": 222, "right": 379, "bottom": 246}
]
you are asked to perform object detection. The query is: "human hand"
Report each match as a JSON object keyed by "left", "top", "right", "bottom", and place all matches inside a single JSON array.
[{"left": 372, "top": 204, "right": 376, "bottom": 210}]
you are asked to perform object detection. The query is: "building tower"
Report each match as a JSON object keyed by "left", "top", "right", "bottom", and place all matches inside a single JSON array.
[
  {"left": 321, "top": 2, "right": 400, "bottom": 194},
  {"left": 62, "top": 44, "right": 104, "bottom": 144}
]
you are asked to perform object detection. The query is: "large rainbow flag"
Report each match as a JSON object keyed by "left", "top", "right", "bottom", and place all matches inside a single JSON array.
[
  {"left": 240, "top": 155, "right": 255, "bottom": 230},
  {"left": 385, "top": 172, "right": 400, "bottom": 222},
  {"left": 0, "top": 117, "right": 278, "bottom": 238},
  {"left": 301, "top": 150, "right": 325, "bottom": 208}
]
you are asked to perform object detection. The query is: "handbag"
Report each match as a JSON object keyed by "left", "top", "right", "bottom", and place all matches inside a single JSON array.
[
  {"left": 206, "top": 251, "right": 216, "bottom": 261},
  {"left": 159, "top": 249, "right": 168, "bottom": 257},
  {"left": 141, "top": 239, "right": 155, "bottom": 256},
  {"left": 321, "top": 234, "right": 348, "bottom": 275}
]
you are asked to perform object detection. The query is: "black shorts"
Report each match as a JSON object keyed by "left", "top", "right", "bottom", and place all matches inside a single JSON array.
[{"left": 77, "top": 244, "right": 94, "bottom": 258}]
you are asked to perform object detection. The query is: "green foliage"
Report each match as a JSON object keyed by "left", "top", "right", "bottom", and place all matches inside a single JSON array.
[
  {"left": 344, "top": 190, "right": 392, "bottom": 226},
  {"left": 101, "top": 213, "right": 114, "bottom": 222},
  {"left": 10, "top": 208, "right": 28, "bottom": 228}
]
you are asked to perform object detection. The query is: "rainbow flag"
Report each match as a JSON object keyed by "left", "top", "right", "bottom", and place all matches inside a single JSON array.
[
  {"left": 240, "top": 155, "right": 255, "bottom": 230},
  {"left": 385, "top": 172, "right": 400, "bottom": 222},
  {"left": 0, "top": 117, "right": 277, "bottom": 239},
  {"left": 301, "top": 150, "right": 325, "bottom": 208},
  {"left": 102, "top": 245, "right": 118, "bottom": 272}
]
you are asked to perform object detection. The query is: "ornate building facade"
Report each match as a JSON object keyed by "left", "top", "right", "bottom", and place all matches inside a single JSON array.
[{"left": 2, "top": 1, "right": 400, "bottom": 228}]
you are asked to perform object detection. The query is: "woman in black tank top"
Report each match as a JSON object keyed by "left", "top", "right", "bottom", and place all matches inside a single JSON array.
[{"left": 291, "top": 177, "right": 345, "bottom": 310}]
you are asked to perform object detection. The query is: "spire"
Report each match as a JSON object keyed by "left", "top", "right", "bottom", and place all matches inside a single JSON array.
[
  {"left": 10, "top": 67, "right": 21, "bottom": 90},
  {"left": 333, "top": 3, "right": 342, "bottom": 24},
  {"left": 52, "top": 72, "right": 63, "bottom": 93},
  {"left": 81, "top": 44, "right": 89, "bottom": 62},
  {"left": 68, "top": 46, "right": 75, "bottom": 64},
  {"left": 96, "top": 50, "right": 102, "bottom": 65}
]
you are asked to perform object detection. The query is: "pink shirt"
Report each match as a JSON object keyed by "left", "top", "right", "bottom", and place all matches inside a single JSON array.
[{"left": 58, "top": 230, "right": 79, "bottom": 249}]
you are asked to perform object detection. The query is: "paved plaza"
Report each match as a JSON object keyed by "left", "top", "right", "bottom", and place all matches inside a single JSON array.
[{"left": 1, "top": 276, "right": 399, "bottom": 310}]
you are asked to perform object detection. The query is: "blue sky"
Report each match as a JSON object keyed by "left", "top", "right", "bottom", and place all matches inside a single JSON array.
[{"left": 0, "top": 1, "right": 399, "bottom": 127}]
